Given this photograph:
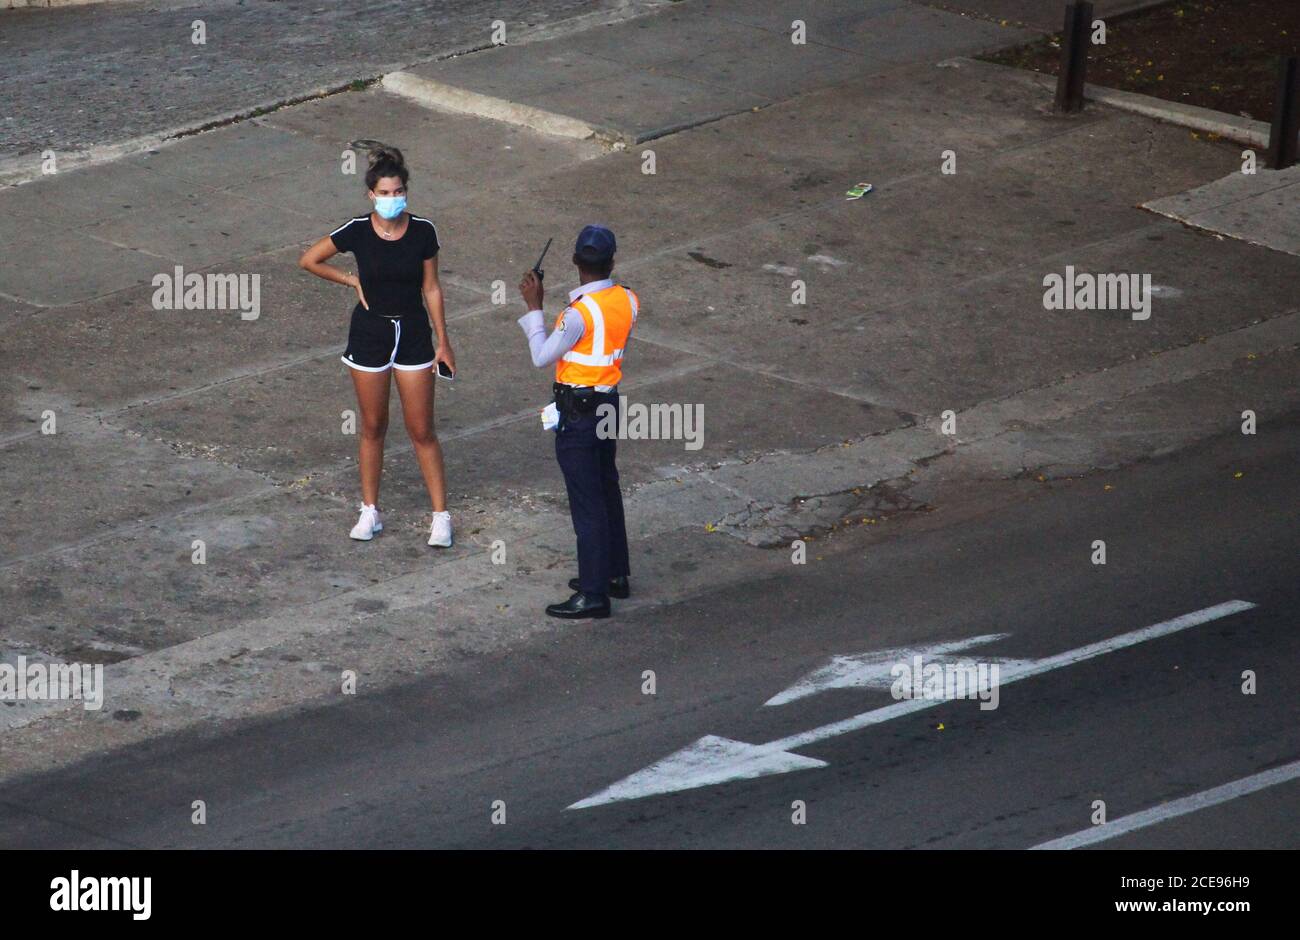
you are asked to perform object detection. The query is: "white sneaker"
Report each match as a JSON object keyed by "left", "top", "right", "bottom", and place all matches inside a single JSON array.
[
  {"left": 350, "top": 503, "right": 383, "bottom": 540},
  {"left": 427, "top": 510, "right": 452, "bottom": 547}
]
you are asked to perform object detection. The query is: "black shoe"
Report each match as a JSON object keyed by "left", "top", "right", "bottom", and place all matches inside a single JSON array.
[
  {"left": 568, "top": 576, "right": 630, "bottom": 600},
  {"left": 546, "top": 592, "right": 611, "bottom": 619}
]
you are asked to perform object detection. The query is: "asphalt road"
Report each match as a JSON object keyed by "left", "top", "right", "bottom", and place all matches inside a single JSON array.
[{"left": 0, "top": 419, "right": 1295, "bottom": 849}]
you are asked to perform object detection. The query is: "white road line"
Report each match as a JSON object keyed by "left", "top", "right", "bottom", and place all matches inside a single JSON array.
[
  {"left": 771, "top": 600, "right": 1256, "bottom": 752},
  {"left": 1032, "top": 759, "right": 1300, "bottom": 850},
  {"left": 764, "top": 634, "right": 1014, "bottom": 706},
  {"left": 569, "top": 600, "right": 1258, "bottom": 809}
]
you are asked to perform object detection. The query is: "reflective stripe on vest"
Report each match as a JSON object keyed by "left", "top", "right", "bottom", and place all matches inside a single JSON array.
[{"left": 555, "top": 285, "right": 636, "bottom": 388}]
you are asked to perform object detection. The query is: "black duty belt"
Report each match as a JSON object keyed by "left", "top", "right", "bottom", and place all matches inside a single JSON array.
[{"left": 553, "top": 383, "right": 617, "bottom": 419}]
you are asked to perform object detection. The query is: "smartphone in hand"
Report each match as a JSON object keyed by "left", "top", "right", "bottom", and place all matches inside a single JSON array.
[{"left": 436, "top": 360, "right": 454, "bottom": 380}]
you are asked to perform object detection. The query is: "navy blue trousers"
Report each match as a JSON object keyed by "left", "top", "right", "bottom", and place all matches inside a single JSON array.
[{"left": 555, "top": 394, "right": 630, "bottom": 597}]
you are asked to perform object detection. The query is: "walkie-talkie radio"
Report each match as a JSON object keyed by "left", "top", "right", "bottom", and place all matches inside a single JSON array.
[{"left": 533, "top": 237, "right": 553, "bottom": 281}]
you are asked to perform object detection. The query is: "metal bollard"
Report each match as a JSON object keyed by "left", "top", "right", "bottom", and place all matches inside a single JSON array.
[
  {"left": 1266, "top": 56, "right": 1299, "bottom": 170},
  {"left": 1055, "top": 1, "right": 1094, "bottom": 114}
]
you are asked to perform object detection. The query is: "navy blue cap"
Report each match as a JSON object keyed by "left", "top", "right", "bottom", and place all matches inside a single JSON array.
[{"left": 574, "top": 224, "right": 616, "bottom": 264}]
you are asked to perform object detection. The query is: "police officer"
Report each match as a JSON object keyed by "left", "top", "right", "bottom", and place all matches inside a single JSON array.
[{"left": 517, "top": 225, "right": 637, "bottom": 619}]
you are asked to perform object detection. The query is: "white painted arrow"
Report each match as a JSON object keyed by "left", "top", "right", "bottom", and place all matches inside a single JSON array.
[
  {"left": 764, "top": 634, "right": 1034, "bottom": 706},
  {"left": 568, "top": 600, "right": 1256, "bottom": 810}
]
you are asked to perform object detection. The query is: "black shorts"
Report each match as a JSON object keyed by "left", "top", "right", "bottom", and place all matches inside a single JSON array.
[{"left": 341, "top": 306, "right": 436, "bottom": 372}]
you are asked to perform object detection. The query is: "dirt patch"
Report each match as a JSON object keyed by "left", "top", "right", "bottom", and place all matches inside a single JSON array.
[{"left": 983, "top": 0, "right": 1300, "bottom": 122}]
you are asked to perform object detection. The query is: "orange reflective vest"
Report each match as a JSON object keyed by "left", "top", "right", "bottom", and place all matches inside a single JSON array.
[{"left": 555, "top": 283, "right": 638, "bottom": 389}]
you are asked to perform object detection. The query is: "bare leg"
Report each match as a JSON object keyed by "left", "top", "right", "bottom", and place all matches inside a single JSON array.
[
  {"left": 350, "top": 367, "right": 391, "bottom": 506},
  {"left": 393, "top": 366, "right": 447, "bottom": 512}
]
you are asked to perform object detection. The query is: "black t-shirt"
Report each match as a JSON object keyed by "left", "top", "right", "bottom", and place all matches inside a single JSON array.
[{"left": 330, "top": 213, "right": 440, "bottom": 319}]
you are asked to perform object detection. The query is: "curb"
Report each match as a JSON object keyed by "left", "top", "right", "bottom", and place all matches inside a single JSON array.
[
  {"left": 0, "top": 78, "right": 366, "bottom": 188},
  {"left": 3, "top": 0, "right": 127, "bottom": 8},
  {"left": 956, "top": 57, "right": 1270, "bottom": 149},
  {"left": 1082, "top": 83, "right": 1269, "bottom": 149},
  {"left": 382, "top": 66, "right": 769, "bottom": 148},
  {"left": 0, "top": 1, "right": 672, "bottom": 180},
  {"left": 380, "top": 70, "right": 622, "bottom": 146}
]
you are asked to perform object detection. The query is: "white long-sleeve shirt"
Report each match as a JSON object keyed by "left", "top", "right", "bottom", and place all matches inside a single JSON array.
[
  {"left": 517, "top": 279, "right": 628, "bottom": 389},
  {"left": 517, "top": 306, "right": 585, "bottom": 368}
]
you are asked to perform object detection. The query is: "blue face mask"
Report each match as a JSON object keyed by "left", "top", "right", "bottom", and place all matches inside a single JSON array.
[{"left": 373, "top": 195, "right": 406, "bottom": 220}]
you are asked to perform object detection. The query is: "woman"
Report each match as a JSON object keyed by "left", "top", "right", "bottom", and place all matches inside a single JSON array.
[{"left": 298, "top": 145, "right": 455, "bottom": 546}]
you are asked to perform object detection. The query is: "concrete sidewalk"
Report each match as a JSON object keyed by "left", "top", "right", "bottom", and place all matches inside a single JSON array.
[
  {"left": 1145, "top": 165, "right": 1300, "bottom": 257},
  {"left": 1, "top": 1, "right": 1298, "bottom": 779},
  {"left": 385, "top": 0, "right": 1032, "bottom": 143}
]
